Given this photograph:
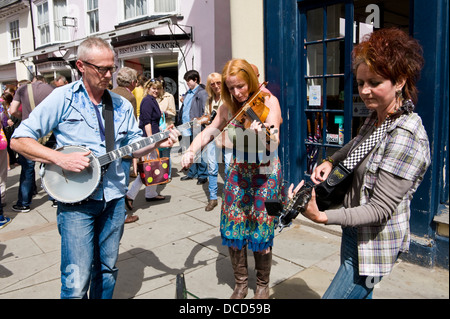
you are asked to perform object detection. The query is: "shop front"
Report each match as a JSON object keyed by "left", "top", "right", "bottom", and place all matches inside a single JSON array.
[
  {"left": 265, "top": 0, "right": 449, "bottom": 268},
  {"left": 114, "top": 39, "right": 189, "bottom": 110},
  {"left": 35, "top": 59, "right": 74, "bottom": 84},
  {"left": 296, "top": 0, "right": 410, "bottom": 177},
  {"left": 0, "top": 63, "right": 18, "bottom": 92}
]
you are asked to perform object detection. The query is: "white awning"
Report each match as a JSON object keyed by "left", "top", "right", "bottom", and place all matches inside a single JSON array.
[{"left": 15, "top": 15, "right": 178, "bottom": 61}]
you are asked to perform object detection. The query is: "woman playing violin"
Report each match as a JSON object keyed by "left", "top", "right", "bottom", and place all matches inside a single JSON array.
[{"left": 181, "top": 59, "right": 282, "bottom": 299}]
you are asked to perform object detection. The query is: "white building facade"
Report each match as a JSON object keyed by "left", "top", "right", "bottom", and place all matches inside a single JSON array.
[{"left": 0, "top": 0, "right": 239, "bottom": 103}]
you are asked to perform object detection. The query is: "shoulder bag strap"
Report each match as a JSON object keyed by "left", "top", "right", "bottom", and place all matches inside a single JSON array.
[{"left": 27, "top": 84, "right": 36, "bottom": 110}]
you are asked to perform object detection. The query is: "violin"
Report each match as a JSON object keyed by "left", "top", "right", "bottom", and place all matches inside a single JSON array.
[
  {"left": 227, "top": 82, "right": 274, "bottom": 142},
  {"left": 182, "top": 83, "right": 275, "bottom": 168}
]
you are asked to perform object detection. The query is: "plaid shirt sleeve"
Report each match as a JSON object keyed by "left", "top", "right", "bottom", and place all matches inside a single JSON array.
[{"left": 378, "top": 116, "right": 430, "bottom": 181}]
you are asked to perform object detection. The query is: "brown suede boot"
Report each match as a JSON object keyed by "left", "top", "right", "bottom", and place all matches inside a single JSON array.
[
  {"left": 229, "top": 247, "right": 248, "bottom": 299},
  {"left": 205, "top": 199, "right": 218, "bottom": 211},
  {"left": 253, "top": 249, "right": 272, "bottom": 299}
]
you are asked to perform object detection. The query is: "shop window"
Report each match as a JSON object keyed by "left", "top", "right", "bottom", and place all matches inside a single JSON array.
[
  {"left": 300, "top": 0, "right": 410, "bottom": 176},
  {"left": 9, "top": 20, "right": 21, "bottom": 59},
  {"left": 37, "top": 1, "right": 50, "bottom": 46},
  {"left": 123, "top": 53, "right": 179, "bottom": 99},
  {"left": 123, "top": 0, "right": 178, "bottom": 21},
  {"left": 54, "top": 0, "right": 69, "bottom": 42},
  {"left": 301, "top": 2, "right": 351, "bottom": 175},
  {"left": 154, "top": 0, "right": 177, "bottom": 13},
  {"left": 124, "top": 0, "right": 148, "bottom": 20},
  {"left": 35, "top": 0, "right": 72, "bottom": 46},
  {"left": 351, "top": 0, "right": 410, "bottom": 136},
  {"left": 87, "top": 0, "right": 99, "bottom": 34}
]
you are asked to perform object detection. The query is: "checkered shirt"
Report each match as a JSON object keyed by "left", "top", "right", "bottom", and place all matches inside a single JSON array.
[{"left": 346, "top": 111, "right": 431, "bottom": 276}]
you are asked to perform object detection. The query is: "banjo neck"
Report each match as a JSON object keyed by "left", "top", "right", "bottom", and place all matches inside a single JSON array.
[{"left": 96, "top": 115, "right": 210, "bottom": 167}]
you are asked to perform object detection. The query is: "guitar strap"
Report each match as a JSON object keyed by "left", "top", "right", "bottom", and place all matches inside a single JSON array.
[
  {"left": 101, "top": 90, "right": 114, "bottom": 174},
  {"left": 341, "top": 117, "right": 392, "bottom": 171},
  {"left": 315, "top": 117, "right": 392, "bottom": 211},
  {"left": 102, "top": 90, "right": 114, "bottom": 152}
]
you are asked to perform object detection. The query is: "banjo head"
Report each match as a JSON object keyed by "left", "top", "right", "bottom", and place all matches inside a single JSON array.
[{"left": 41, "top": 145, "right": 102, "bottom": 203}]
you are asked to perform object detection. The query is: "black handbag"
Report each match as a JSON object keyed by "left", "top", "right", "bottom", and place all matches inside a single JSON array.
[{"left": 314, "top": 118, "right": 392, "bottom": 211}]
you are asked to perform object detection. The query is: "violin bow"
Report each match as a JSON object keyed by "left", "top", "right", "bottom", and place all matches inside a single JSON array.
[{"left": 185, "top": 82, "right": 276, "bottom": 165}]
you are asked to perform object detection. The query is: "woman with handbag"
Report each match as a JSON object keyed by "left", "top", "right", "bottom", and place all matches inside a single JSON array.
[
  {"left": 125, "top": 79, "right": 167, "bottom": 216},
  {"left": 181, "top": 59, "right": 283, "bottom": 299},
  {"left": 1, "top": 97, "right": 9, "bottom": 210},
  {"left": 156, "top": 77, "right": 176, "bottom": 180},
  {"left": 2, "top": 89, "right": 20, "bottom": 169},
  {"left": 156, "top": 77, "right": 176, "bottom": 127},
  {"left": 0, "top": 113, "right": 12, "bottom": 229},
  {"left": 290, "top": 28, "right": 431, "bottom": 299}
]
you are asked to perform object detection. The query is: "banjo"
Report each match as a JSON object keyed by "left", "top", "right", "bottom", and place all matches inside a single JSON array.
[{"left": 40, "top": 115, "right": 212, "bottom": 204}]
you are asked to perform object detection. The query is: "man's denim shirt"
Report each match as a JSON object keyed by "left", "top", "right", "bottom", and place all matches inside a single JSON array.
[{"left": 13, "top": 79, "right": 143, "bottom": 202}]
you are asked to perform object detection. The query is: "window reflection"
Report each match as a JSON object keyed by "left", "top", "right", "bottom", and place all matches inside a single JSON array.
[
  {"left": 306, "top": 44, "right": 323, "bottom": 76},
  {"left": 327, "top": 3, "right": 345, "bottom": 39},
  {"left": 307, "top": 8, "right": 323, "bottom": 42}
]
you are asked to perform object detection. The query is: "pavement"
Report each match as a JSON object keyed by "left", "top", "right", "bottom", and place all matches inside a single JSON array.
[{"left": 0, "top": 148, "right": 448, "bottom": 300}]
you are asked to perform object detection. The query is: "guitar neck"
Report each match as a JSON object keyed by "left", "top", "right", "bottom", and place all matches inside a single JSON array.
[{"left": 97, "top": 121, "right": 193, "bottom": 166}]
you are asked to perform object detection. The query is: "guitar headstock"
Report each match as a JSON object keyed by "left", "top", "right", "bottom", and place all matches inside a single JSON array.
[
  {"left": 266, "top": 181, "right": 314, "bottom": 233},
  {"left": 293, "top": 182, "right": 314, "bottom": 213}
]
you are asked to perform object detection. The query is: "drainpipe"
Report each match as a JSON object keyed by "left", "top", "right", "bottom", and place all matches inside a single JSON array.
[
  {"left": 28, "top": 0, "right": 36, "bottom": 51},
  {"left": 28, "top": 0, "right": 37, "bottom": 77}
]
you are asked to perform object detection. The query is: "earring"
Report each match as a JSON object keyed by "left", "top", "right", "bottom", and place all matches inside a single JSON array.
[{"left": 395, "top": 89, "right": 403, "bottom": 100}]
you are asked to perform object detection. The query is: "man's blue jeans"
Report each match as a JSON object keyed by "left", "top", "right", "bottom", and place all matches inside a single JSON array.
[
  {"left": 0, "top": 188, "right": 4, "bottom": 217},
  {"left": 189, "top": 160, "right": 208, "bottom": 179},
  {"left": 206, "top": 143, "right": 219, "bottom": 200},
  {"left": 57, "top": 197, "right": 125, "bottom": 299},
  {"left": 17, "top": 154, "right": 36, "bottom": 207},
  {"left": 159, "top": 147, "right": 172, "bottom": 179},
  {"left": 322, "top": 227, "right": 381, "bottom": 299}
]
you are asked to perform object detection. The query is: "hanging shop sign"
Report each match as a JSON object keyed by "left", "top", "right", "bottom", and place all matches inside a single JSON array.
[
  {"left": 37, "top": 61, "right": 71, "bottom": 73},
  {"left": 117, "top": 41, "right": 178, "bottom": 58}
]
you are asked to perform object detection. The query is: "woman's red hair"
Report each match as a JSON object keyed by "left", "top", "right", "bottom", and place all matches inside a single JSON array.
[{"left": 353, "top": 28, "right": 424, "bottom": 104}]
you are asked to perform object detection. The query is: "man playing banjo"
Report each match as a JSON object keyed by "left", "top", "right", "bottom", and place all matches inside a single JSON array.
[{"left": 11, "top": 37, "right": 179, "bottom": 299}]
